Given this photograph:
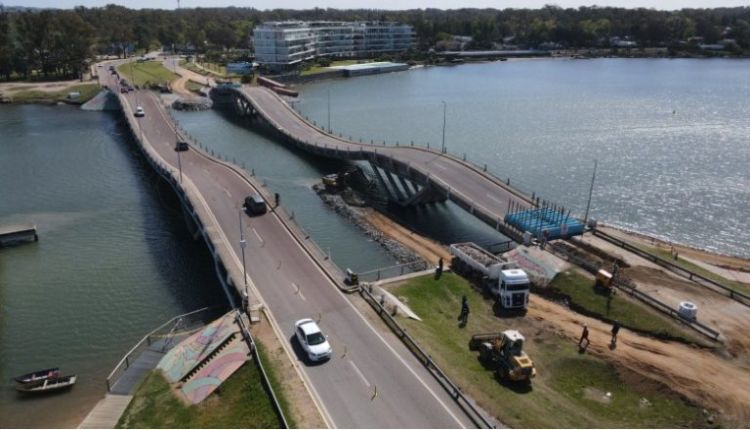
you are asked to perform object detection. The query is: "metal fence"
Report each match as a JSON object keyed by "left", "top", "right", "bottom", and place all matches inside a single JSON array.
[
  {"left": 105, "top": 307, "right": 218, "bottom": 393},
  {"left": 592, "top": 229, "right": 750, "bottom": 307},
  {"left": 546, "top": 241, "right": 721, "bottom": 341},
  {"left": 358, "top": 260, "right": 430, "bottom": 283},
  {"left": 359, "top": 286, "right": 496, "bottom": 429},
  {"left": 233, "top": 310, "right": 290, "bottom": 429}
]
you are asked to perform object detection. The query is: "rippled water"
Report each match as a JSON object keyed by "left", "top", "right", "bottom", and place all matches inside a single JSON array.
[
  {"left": 0, "top": 105, "right": 226, "bottom": 427},
  {"left": 295, "top": 58, "right": 750, "bottom": 257}
]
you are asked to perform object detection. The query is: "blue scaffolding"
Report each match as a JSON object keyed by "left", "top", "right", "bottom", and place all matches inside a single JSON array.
[{"left": 504, "top": 207, "right": 585, "bottom": 240}]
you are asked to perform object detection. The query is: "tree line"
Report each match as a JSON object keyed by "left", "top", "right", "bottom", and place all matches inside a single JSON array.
[{"left": 1, "top": 4, "right": 749, "bottom": 80}]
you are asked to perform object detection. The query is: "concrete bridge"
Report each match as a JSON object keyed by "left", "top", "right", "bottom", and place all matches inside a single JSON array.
[
  {"left": 101, "top": 63, "right": 479, "bottom": 429},
  {"left": 228, "top": 85, "right": 542, "bottom": 243}
]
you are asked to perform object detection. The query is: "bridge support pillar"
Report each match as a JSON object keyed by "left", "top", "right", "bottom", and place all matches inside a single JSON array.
[{"left": 369, "top": 162, "right": 396, "bottom": 202}]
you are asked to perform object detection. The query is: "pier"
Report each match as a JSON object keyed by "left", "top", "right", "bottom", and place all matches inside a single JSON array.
[{"left": 0, "top": 223, "right": 38, "bottom": 247}]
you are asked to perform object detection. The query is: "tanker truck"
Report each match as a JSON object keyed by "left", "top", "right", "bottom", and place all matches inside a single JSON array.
[{"left": 449, "top": 242, "right": 531, "bottom": 310}]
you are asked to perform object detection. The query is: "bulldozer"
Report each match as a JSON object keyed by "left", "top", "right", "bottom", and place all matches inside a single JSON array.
[{"left": 470, "top": 330, "right": 536, "bottom": 383}]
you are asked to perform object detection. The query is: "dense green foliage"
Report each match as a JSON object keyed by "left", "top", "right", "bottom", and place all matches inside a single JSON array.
[{"left": 1, "top": 5, "right": 748, "bottom": 80}]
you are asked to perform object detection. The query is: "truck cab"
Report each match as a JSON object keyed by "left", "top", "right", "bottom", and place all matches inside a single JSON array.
[{"left": 492, "top": 269, "right": 530, "bottom": 310}]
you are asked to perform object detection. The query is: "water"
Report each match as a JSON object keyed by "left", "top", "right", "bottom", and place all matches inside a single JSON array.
[
  {"left": 173, "top": 109, "right": 399, "bottom": 272},
  {"left": 295, "top": 58, "right": 750, "bottom": 258},
  {"left": 0, "top": 105, "right": 226, "bottom": 427}
]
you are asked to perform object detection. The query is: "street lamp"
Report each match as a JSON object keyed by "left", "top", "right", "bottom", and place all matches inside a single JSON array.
[
  {"left": 238, "top": 209, "right": 248, "bottom": 309},
  {"left": 441, "top": 100, "right": 447, "bottom": 154},
  {"left": 327, "top": 89, "right": 331, "bottom": 133}
]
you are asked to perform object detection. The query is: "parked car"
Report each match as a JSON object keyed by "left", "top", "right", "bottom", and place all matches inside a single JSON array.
[
  {"left": 294, "top": 319, "right": 332, "bottom": 362},
  {"left": 174, "top": 141, "right": 189, "bottom": 152},
  {"left": 243, "top": 193, "right": 267, "bottom": 216},
  {"left": 134, "top": 106, "right": 145, "bottom": 117}
]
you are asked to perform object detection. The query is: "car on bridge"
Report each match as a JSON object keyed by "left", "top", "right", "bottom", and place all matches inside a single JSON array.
[
  {"left": 174, "top": 141, "right": 189, "bottom": 152},
  {"left": 243, "top": 193, "right": 267, "bottom": 216},
  {"left": 134, "top": 106, "right": 145, "bottom": 117},
  {"left": 294, "top": 319, "right": 332, "bottom": 362}
]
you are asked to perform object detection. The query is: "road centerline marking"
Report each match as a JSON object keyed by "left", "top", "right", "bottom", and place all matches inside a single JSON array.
[{"left": 348, "top": 359, "right": 371, "bottom": 388}]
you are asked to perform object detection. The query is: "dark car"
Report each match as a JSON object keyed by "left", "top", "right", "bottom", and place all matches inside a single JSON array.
[
  {"left": 243, "top": 193, "right": 267, "bottom": 216},
  {"left": 174, "top": 141, "right": 189, "bottom": 152}
]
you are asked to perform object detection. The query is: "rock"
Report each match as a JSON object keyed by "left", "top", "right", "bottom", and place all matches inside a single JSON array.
[{"left": 172, "top": 97, "right": 213, "bottom": 111}]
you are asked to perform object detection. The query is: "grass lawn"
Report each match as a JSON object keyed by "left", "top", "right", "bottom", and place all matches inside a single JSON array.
[
  {"left": 547, "top": 270, "right": 705, "bottom": 344},
  {"left": 300, "top": 59, "right": 365, "bottom": 76},
  {"left": 8, "top": 83, "right": 101, "bottom": 104},
  {"left": 185, "top": 80, "right": 205, "bottom": 93},
  {"left": 116, "top": 362, "right": 282, "bottom": 428},
  {"left": 634, "top": 243, "right": 750, "bottom": 296},
  {"left": 389, "top": 273, "right": 706, "bottom": 428},
  {"left": 117, "top": 61, "right": 179, "bottom": 87}
]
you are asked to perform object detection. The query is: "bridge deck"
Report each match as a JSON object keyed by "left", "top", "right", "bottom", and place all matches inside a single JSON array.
[
  {"left": 101, "top": 66, "right": 475, "bottom": 428},
  {"left": 239, "top": 86, "right": 535, "bottom": 240}
]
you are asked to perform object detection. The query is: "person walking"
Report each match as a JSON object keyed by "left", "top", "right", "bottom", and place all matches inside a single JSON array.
[
  {"left": 611, "top": 320, "right": 621, "bottom": 346},
  {"left": 458, "top": 295, "right": 469, "bottom": 326},
  {"left": 578, "top": 324, "right": 590, "bottom": 350}
]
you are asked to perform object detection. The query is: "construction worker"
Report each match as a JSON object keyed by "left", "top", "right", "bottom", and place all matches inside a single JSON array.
[
  {"left": 459, "top": 295, "right": 470, "bottom": 326},
  {"left": 611, "top": 320, "right": 621, "bottom": 345},
  {"left": 436, "top": 257, "right": 444, "bottom": 277},
  {"left": 578, "top": 324, "right": 590, "bottom": 350}
]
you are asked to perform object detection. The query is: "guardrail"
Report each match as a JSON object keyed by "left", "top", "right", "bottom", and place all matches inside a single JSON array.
[
  {"left": 234, "top": 310, "right": 290, "bottom": 429},
  {"left": 105, "top": 306, "right": 217, "bottom": 393},
  {"left": 358, "top": 260, "right": 429, "bottom": 283},
  {"left": 545, "top": 241, "right": 721, "bottom": 341},
  {"left": 591, "top": 228, "right": 750, "bottom": 307},
  {"left": 359, "top": 286, "right": 496, "bottom": 429}
]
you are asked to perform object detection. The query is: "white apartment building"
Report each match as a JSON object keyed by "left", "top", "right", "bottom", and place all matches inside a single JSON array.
[{"left": 254, "top": 21, "right": 414, "bottom": 68}]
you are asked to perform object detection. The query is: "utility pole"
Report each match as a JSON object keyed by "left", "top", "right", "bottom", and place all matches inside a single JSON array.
[
  {"left": 441, "top": 100, "right": 447, "bottom": 154},
  {"left": 238, "top": 209, "right": 248, "bottom": 308},
  {"left": 327, "top": 89, "right": 331, "bottom": 133},
  {"left": 583, "top": 159, "right": 597, "bottom": 227}
]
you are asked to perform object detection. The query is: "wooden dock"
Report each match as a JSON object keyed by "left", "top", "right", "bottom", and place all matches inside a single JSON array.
[{"left": 0, "top": 223, "right": 38, "bottom": 247}]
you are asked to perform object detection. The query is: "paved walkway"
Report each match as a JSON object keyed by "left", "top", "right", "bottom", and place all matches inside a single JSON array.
[{"left": 78, "top": 395, "right": 132, "bottom": 429}]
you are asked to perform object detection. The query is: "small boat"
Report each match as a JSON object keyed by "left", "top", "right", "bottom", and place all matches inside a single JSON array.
[
  {"left": 13, "top": 367, "right": 59, "bottom": 384},
  {"left": 16, "top": 375, "right": 77, "bottom": 393}
]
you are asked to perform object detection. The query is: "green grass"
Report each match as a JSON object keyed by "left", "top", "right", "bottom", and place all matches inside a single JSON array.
[
  {"left": 116, "top": 364, "right": 282, "bottom": 428},
  {"left": 300, "top": 59, "right": 364, "bottom": 76},
  {"left": 547, "top": 271, "right": 705, "bottom": 344},
  {"left": 117, "top": 61, "right": 179, "bottom": 88},
  {"left": 8, "top": 83, "right": 101, "bottom": 104},
  {"left": 185, "top": 80, "right": 205, "bottom": 93},
  {"left": 389, "top": 273, "right": 706, "bottom": 428},
  {"left": 254, "top": 341, "right": 296, "bottom": 429},
  {"left": 634, "top": 243, "right": 750, "bottom": 295}
]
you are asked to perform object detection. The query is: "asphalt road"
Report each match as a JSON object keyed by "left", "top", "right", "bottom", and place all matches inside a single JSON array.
[
  {"left": 241, "top": 86, "right": 533, "bottom": 231},
  {"left": 101, "top": 67, "right": 475, "bottom": 428}
]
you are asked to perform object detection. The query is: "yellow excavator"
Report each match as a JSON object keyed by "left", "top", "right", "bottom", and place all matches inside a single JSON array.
[{"left": 470, "top": 330, "right": 536, "bottom": 383}]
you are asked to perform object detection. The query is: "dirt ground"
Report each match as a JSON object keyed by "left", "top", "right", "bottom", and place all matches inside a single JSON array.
[
  {"left": 360, "top": 209, "right": 750, "bottom": 427},
  {"left": 360, "top": 207, "right": 452, "bottom": 265},
  {"left": 528, "top": 297, "right": 750, "bottom": 427}
]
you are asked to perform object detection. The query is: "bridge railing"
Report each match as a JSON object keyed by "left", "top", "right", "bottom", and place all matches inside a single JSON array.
[
  {"left": 358, "top": 260, "right": 429, "bottom": 283},
  {"left": 105, "top": 306, "right": 219, "bottom": 393}
]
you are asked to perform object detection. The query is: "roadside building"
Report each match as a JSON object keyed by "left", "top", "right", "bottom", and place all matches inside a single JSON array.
[{"left": 253, "top": 21, "right": 414, "bottom": 69}]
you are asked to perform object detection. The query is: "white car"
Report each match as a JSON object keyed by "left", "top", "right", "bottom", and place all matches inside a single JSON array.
[
  {"left": 134, "top": 106, "right": 145, "bottom": 117},
  {"left": 294, "top": 319, "right": 332, "bottom": 362}
]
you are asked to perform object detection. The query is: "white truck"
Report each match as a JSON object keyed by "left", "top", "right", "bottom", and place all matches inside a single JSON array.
[{"left": 449, "top": 242, "right": 531, "bottom": 310}]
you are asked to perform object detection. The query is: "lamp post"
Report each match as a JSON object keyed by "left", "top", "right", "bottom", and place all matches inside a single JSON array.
[
  {"left": 327, "top": 89, "right": 331, "bottom": 133},
  {"left": 441, "top": 100, "right": 447, "bottom": 154},
  {"left": 583, "top": 159, "right": 598, "bottom": 227},
  {"left": 238, "top": 209, "right": 248, "bottom": 308}
]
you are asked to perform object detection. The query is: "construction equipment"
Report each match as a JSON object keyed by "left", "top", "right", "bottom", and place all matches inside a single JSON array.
[
  {"left": 470, "top": 330, "right": 536, "bottom": 383},
  {"left": 595, "top": 269, "right": 613, "bottom": 289},
  {"left": 450, "top": 242, "right": 531, "bottom": 310}
]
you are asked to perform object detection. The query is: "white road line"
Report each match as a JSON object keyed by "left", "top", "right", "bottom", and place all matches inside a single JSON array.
[
  {"left": 485, "top": 193, "right": 505, "bottom": 205},
  {"left": 223, "top": 188, "right": 232, "bottom": 198},
  {"left": 291, "top": 282, "right": 306, "bottom": 301},
  {"left": 348, "top": 359, "right": 371, "bottom": 388},
  {"left": 435, "top": 163, "right": 448, "bottom": 170},
  {"left": 272, "top": 210, "right": 467, "bottom": 428},
  {"left": 252, "top": 228, "right": 264, "bottom": 244}
]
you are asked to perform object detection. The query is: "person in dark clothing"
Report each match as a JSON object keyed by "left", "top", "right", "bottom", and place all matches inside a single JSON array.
[
  {"left": 578, "top": 324, "right": 590, "bottom": 350},
  {"left": 458, "top": 295, "right": 469, "bottom": 326},
  {"left": 435, "top": 257, "right": 444, "bottom": 277},
  {"left": 274, "top": 192, "right": 280, "bottom": 208},
  {"left": 611, "top": 320, "right": 621, "bottom": 345}
]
